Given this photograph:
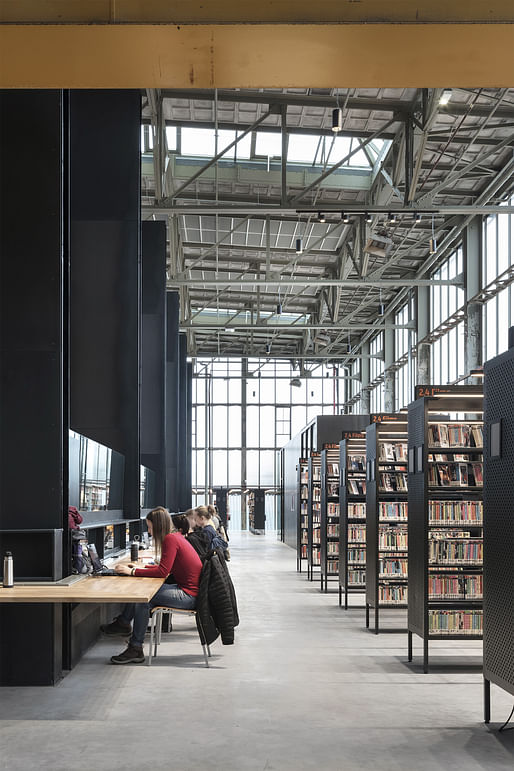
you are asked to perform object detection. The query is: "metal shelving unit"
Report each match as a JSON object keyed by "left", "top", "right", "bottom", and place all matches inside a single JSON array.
[
  {"left": 339, "top": 431, "right": 367, "bottom": 609},
  {"left": 320, "top": 444, "right": 340, "bottom": 592}
]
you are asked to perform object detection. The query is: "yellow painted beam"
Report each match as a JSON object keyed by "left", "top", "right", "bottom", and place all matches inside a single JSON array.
[
  {"left": 1, "top": 1, "right": 513, "bottom": 24},
  {"left": 0, "top": 24, "right": 513, "bottom": 88}
]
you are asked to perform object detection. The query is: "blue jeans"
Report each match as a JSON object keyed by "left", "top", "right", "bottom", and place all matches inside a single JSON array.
[{"left": 120, "top": 583, "right": 196, "bottom": 648}]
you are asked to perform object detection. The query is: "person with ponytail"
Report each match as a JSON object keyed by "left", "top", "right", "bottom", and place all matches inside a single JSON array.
[
  {"left": 100, "top": 506, "right": 202, "bottom": 664},
  {"left": 194, "top": 504, "right": 229, "bottom": 555}
]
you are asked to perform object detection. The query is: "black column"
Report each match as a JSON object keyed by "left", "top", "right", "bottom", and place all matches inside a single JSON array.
[
  {"left": 165, "top": 292, "right": 180, "bottom": 511},
  {"left": 184, "top": 361, "right": 193, "bottom": 510},
  {"left": 141, "top": 221, "right": 167, "bottom": 507},
  {"left": 0, "top": 90, "right": 65, "bottom": 685},
  {"left": 178, "top": 333, "right": 190, "bottom": 510},
  {"left": 69, "top": 90, "right": 141, "bottom": 519}
]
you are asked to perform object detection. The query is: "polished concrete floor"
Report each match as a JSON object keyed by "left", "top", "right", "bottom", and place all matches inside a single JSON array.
[{"left": 0, "top": 532, "right": 513, "bottom": 771}]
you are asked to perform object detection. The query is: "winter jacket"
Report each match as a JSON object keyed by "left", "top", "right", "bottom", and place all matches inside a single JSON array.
[
  {"left": 186, "top": 529, "right": 212, "bottom": 561},
  {"left": 195, "top": 550, "right": 239, "bottom": 646}
]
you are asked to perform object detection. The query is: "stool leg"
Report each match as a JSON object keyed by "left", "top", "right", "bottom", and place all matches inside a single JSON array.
[
  {"left": 148, "top": 614, "right": 155, "bottom": 666},
  {"left": 154, "top": 611, "right": 162, "bottom": 658}
]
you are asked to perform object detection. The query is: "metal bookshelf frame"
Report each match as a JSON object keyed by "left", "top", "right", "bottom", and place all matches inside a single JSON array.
[
  {"left": 297, "top": 458, "right": 309, "bottom": 572},
  {"left": 307, "top": 452, "right": 321, "bottom": 581},
  {"left": 320, "top": 444, "right": 341, "bottom": 593},
  {"left": 365, "top": 415, "right": 409, "bottom": 634},
  {"left": 339, "top": 432, "right": 368, "bottom": 609},
  {"left": 407, "top": 385, "right": 484, "bottom": 673}
]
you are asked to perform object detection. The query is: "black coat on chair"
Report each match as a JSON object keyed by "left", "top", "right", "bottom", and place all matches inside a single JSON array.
[{"left": 195, "top": 550, "right": 239, "bottom": 646}]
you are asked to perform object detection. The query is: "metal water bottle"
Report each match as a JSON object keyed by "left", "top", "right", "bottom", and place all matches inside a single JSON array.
[
  {"left": 3, "top": 552, "right": 14, "bottom": 588},
  {"left": 130, "top": 536, "right": 140, "bottom": 563}
]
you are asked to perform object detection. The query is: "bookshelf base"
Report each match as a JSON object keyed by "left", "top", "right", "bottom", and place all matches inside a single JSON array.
[
  {"left": 366, "top": 601, "right": 407, "bottom": 635},
  {"left": 339, "top": 583, "right": 366, "bottom": 609},
  {"left": 408, "top": 628, "right": 483, "bottom": 673}
]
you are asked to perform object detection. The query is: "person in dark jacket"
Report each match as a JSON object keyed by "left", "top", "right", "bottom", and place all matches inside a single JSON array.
[
  {"left": 172, "top": 513, "right": 211, "bottom": 562},
  {"left": 194, "top": 505, "right": 229, "bottom": 555},
  {"left": 195, "top": 549, "right": 239, "bottom": 646}
]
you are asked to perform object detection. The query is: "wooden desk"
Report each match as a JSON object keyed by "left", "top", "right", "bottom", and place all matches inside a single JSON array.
[{"left": 0, "top": 575, "right": 164, "bottom": 604}]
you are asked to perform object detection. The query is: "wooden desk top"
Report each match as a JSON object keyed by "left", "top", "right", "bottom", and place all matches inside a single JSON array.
[{"left": 0, "top": 575, "right": 164, "bottom": 604}]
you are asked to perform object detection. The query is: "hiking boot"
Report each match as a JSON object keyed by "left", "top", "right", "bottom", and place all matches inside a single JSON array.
[
  {"left": 100, "top": 616, "right": 132, "bottom": 637},
  {"left": 110, "top": 645, "right": 145, "bottom": 665}
]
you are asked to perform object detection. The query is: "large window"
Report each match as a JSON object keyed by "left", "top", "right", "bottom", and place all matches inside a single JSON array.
[
  {"left": 482, "top": 196, "right": 514, "bottom": 360},
  {"left": 431, "top": 248, "right": 466, "bottom": 384},
  {"left": 395, "top": 296, "right": 416, "bottom": 410},
  {"left": 192, "top": 358, "right": 343, "bottom": 510},
  {"left": 369, "top": 333, "right": 384, "bottom": 412}
]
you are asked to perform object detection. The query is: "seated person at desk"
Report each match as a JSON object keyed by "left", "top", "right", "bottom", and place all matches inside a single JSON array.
[
  {"left": 172, "top": 513, "right": 211, "bottom": 561},
  {"left": 100, "top": 506, "right": 202, "bottom": 665},
  {"left": 194, "top": 505, "right": 229, "bottom": 555}
]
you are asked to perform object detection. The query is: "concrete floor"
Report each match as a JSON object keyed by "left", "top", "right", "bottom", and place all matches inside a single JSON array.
[{"left": 0, "top": 532, "right": 513, "bottom": 771}]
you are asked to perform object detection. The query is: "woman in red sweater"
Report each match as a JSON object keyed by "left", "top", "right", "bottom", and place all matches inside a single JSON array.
[{"left": 101, "top": 507, "right": 202, "bottom": 664}]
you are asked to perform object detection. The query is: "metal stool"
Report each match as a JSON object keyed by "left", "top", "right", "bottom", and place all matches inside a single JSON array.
[{"left": 148, "top": 606, "right": 211, "bottom": 667}]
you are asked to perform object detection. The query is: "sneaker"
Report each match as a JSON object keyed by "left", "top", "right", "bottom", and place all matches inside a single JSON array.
[
  {"left": 100, "top": 616, "right": 132, "bottom": 637},
  {"left": 110, "top": 645, "right": 145, "bottom": 665}
]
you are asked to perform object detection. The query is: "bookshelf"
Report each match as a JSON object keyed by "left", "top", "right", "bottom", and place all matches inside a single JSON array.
[
  {"left": 339, "top": 432, "right": 367, "bottom": 609},
  {"left": 483, "top": 338, "right": 514, "bottom": 722},
  {"left": 407, "top": 385, "right": 484, "bottom": 673},
  {"left": 297, "top": 458, "right": 309, "bottom": 572},
  {"left": 365, "top": 415, "right": 409, "bottom": 633},
  {"left": 320, "top": 444, "right": 341, "bottom": 592},
  {"left": 307, "top": 452, "right": 322, "bottom": 581},
  {"left": 248, "top": 489, "right": 266, "bottom": 534}
]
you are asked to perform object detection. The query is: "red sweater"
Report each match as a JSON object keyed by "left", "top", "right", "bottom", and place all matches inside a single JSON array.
[{"left": 134, "top": 533, "right": 202, "bottom": 596}]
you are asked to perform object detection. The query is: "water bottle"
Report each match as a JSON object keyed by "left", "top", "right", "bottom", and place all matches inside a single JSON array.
[
  {"left": 130, "top": 535, "right": 140, "bottom": 563},
  {"left": 3, "top": 552, "right": 14, "bottom": 588}
]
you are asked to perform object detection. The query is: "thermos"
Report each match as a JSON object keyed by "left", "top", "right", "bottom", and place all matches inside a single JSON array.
[
  {"left": 130, "top": 536, "right": 140, "bottom": 563},
  {"left": 3, "top": 552, "right": 14, "bottom": 588}
]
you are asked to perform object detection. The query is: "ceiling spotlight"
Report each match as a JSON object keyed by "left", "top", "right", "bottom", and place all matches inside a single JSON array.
[
  {"left": 318, "top": 212, "right": 326, "bottom": 223},
  {"left": 365, "top": 212, "right": 372, "bottom": 224},
  {"left": 332, "top": 107, "right": 343, "bottom": 133},
  {"left": 290, "top": 377, "right": 302, "bottom": 388},
  {"left": 276, "top": 302, "right": 283, "bottom": 315},
  {"left": 439, "top": 89, "right": 452, "bottom": 106},
  {"left": 388, "top": 212, "right": 396, "bottom": 224},
  {"left": 378, "top": 303, "right": 385, "bottom": 316},
  {"left": 429, "top": 236, "right": 437, "bottom": 255},
  {"left": 266, "top": 343, "right": 271, "bottom": 355},
  {"left": 295, "top": 237, "right": 303, "bottom": 255},
  {"left": 414, "top": 213, "right": 422, "bottom": 224},
  {"left": 346, "top": 343, "right": 352, "bottom": 354},
  {"left": 342, "top": 212, "right": 350, "bottom": 224}
]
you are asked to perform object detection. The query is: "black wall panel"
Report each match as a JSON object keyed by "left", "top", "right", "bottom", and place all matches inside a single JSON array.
[
  {"left": 141, "top": 221, "right": 166, "bottom": 505},
  {"left": 165, "top": 292, "right": 180, "bottom": 511},
  {"left": 69, "top": 90, "right": 141, "bottom": 519},
  {"left": 0, "top": 90, "right": 65, "bottom": 685}
]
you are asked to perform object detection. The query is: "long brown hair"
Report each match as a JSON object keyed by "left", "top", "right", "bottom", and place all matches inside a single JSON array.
[{"left": 146, "top": 506, "right": 171, "bottom": 559}]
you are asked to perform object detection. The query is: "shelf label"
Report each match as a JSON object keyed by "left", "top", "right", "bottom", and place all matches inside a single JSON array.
[
  {"left": 342, "top": 431, "right": 364, "bottom": 439},
  {"left": 371, "top": 414, "right": 402, "bottom": 423}
]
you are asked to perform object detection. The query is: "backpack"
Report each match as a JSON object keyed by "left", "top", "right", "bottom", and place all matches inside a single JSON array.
[{"left": 71, "top": 531, "right": 103, "bottom": 574}]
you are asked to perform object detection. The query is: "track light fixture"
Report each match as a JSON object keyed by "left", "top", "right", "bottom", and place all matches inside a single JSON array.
[
  {"left": 439, "top": 89, "right": 452, "bottom": 106},
  {"left": 342, "top": 212, "right": 350, "bottom": 224},
  {"left": 266, "top": 343, "right": 271, "bottom": 355},
  {"left": 388, "top": 212, "right": 396, "bottom": 224},
  {"left": 276, "top": 302, "right": 282, "bottom": 315},
  {"left": 414, "top": 213, "right": 422, "bottom": 224},
  {"left": 429, "top": 237, "right": 438, "bottom": 255},
  {"left": 346, "top": 343, "right": 352, "bottom": 354},
  {"left": 365, "top": 212, "right": 372, "bottom": 224},
  {"left": 378, "top": 303, "right": 385, "bottom": 316},
  {"left": 295, "top": 237, "right": 303, "bottom": 254},
  {"left": 318, "top": 212, "right": 326, "bottom": 223},
  {"left": 332, "top": 107, "right": 343, "bottom": 133}
]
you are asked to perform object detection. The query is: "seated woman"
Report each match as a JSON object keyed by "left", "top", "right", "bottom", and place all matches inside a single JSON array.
[
  {"left": 194, "top": 504, "right": 229, "bottom": 554},
  {"left": 101, "top": 506, "right": 202, "bottom": 664},
  {"left": 172, "top": 513, "right": 211, "bottom": 561}
]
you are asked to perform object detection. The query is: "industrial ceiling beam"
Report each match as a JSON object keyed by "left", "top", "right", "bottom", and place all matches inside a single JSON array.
[
  {"left": 170, "top": 278, "right": 461, "bottom": 287},
  {"left": 181, "top": 323, "right": 414, "bottom": 331},
  {"left": 147, "top": 204, "right": 514, "bottom": 216}
]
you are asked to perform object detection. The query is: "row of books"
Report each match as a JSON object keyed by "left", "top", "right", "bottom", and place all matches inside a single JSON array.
[
  {"left": 300, "top": 515, "right": 308, "bottom": 528},
  {"left": 378, "top": 585, "right": 408, "bottom": 604},
  {"left": 348, "top": 502, "right": 366, "bottom": 518},
  {"left": 300, "top": 503, "right": 308, "bottom": 516},
  {"left": 379, "top": 442, "right": 408, "bottom": 461},
  {"left": 327, "top": 463, "right": 339, "bottom": 476},
  {"left": 327, "top": 524, "right": 339, "bottom": 537},
  {"left": 379, "top": 558, "right": 408, "bottom": 577},
  {"left": 327, "top": 483, "right": 339, "bottom": 497},
  {"left": 348, "top": 479, "right": 366, "bottom": 495},
  {"left": 430, "top": 452, "right": 482, "bottom": 462},
  {"left": 300, "top": 544, "right": 308, "bottom": 558},
  {"left": 428, "top": 609, "right": 483, "bottom": 634},
  {"left": 379, "top": 527, "right": 408, "bottom": 551},
  {"left": 428, "top": 423, "right": 483, "bottom": 448},
  {"left": 428, "top": 500, "right": 483, "bottom": 524},
  {"left": 348, "top": 548, "right": 366, "bottom": 564},
  {"left": 348, "top": 569, "right": 366, "bottom": 586},
  {"left": 327, "top": 502, "right": 339, "bottom": 516},
  {"left": 300, "top": 470, "right": 308, "bottom": 484},
  {"left": 379, "top": 501, "right": 408, "bottom": 521},
  {"left": 300, "top": 485, "right": 308, "bottom": 499},
  {"left": 312, "top": 548, "right": 320, "bottom": 565},
  {"left": 348, "top": 455, "right": 366, "bottom": 471},
  {"left": 429, "top": 529, "right": 472, "bottom": 540},
  {"left": 379, "top": 471, "right": 408, "bottom": 492},
  {"left": 428, "top": 539, "right": 483, "bottom": 564},
  {"left": 348, "top": 525, "right": 366, "bottom": 543},
  {"left": 312, "top": 487, "right": 321, "bottom": 501},
  {"left": 428, "top": 461, "right": 483, "bottom": 487},
  {"left": 428, "top": 574, "right": 483, "bottom": 600},
  {"left": 312, "top": 468, "right": 321, "bottom": 481},
  {"left": 300, "top": 534, "right": 308, "bottom": 545},
  {"left": 327, "top": 561, "right": 339, "bottom": 574},
  {"left": 327, "top": 542, "right": 339, "bottom": 555}
]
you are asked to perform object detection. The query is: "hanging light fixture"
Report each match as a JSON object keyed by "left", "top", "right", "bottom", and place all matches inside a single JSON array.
[
  {"left": 266, "top": 343, "right": 271, "bottom": 355},
  {"left": 318, "top": 212, "right": 326, "bottom": 223},
  {"left": 342, "top": 212, "right": 350, "bottom": 224},
  {"left": 430, "top": 215, "right": 437, "bottom": 254},
  {"left": 414, "top": 213, "right": 422, "bottom": 224},
  {"left": 332, "top": 107, "right": 343, "bottom": 133},
  {"left": 378, "top": 287, "right": 385, "bottom": 316},
  {"left": 295, "top": 237, "right": 303, "bottom": 254},
  {"left": 365, "top": 212, "right": 372, "bottom": 224},
  {"left": 276, "top": 288, "right": 282, "bottom": 315},
  {"left": 388, "top": 212, "right": 397, "bottom": 224}
]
